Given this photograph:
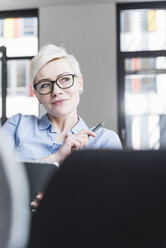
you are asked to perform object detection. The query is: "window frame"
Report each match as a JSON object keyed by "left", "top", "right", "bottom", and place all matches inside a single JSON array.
[
  {"left": 117, "top": 1, "right": 166, "bottom": 149},
  {"left": 0, "top": 8, "right": 38, "bottom": 125}
]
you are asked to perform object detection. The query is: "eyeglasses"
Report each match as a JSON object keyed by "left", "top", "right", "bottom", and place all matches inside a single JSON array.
[{"left": 34, "top": 73, "right": 76, "bottom": 95}]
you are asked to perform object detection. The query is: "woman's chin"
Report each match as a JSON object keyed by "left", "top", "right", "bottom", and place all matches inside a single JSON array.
[{"left": 48, "top": 109, "right": 72, "bottom": 118}]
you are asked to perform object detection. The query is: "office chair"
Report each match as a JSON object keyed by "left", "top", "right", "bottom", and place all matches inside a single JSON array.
[
  {"left": 0, "top": 131, "right": 30, "bottom": 248},
  {"left": 29, "top": 149, "right": 166, "bottom": 248}
]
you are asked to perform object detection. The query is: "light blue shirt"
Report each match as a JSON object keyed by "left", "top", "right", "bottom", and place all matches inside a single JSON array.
[{"left": 1, "top": 113, "right": 122, "bottom": 160}]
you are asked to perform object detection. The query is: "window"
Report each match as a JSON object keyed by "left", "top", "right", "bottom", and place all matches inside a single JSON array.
[
  {"left": 120, "top": 9, "right": 166, "bottom": 51},
  {"left": 0, "top": 9, "right": 38, "bottom": 125},
  {"left": 117, "top": 2, "right": 166, "bottom": 150}
]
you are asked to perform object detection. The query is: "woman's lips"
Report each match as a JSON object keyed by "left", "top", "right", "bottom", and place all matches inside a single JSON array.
[{"left": 52, "top": 99, "right": 68, "bottom": 105}]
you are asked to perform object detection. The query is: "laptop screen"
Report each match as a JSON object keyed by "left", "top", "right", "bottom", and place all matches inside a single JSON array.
[{"left": 18, "top": 160, "right": 58, "bottom": 201}]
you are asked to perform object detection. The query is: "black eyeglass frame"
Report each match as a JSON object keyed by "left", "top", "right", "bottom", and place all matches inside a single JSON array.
[{"left": 33, "top": 73, "right": 76, "bottom": 95}]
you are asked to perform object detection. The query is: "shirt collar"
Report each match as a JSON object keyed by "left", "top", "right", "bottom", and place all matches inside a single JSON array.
[
  {"left": 38, "top": 113, "right": 52, "bottom": 130},
  {"left": 38, "top": 114, "right": 89, "bottom": 133},
  {"left": 69, "top": 116, "right": 89, "bottom": 135}
]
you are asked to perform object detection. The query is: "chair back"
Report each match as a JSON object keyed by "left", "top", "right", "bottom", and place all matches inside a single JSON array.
[{"left": 29, "top": 149, "right": 166, "bottom": 248}]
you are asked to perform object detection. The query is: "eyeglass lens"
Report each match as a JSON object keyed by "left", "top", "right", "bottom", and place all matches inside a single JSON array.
[{"left": 35, "top": 74, "right": 74, "bottom": 94}]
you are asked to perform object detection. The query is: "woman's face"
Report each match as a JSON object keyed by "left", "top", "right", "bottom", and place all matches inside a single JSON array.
[{"left": 34, "top": 58, "right": 83, "bottom": 118}]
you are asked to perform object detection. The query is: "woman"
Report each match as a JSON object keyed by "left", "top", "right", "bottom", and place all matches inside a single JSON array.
[{"left": 2, "top": 44, "right": 122, "bottom": 165}]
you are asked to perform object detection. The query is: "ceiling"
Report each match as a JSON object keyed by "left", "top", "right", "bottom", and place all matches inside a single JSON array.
[{"left": 0, "top": 0, "right": 159, "bottom": 11}]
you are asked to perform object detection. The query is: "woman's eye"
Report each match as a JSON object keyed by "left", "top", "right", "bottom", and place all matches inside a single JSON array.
[
  {"left": 40, "top": 83, "right": 50, "bottom": 89},
  {"left": 61, "top": 76, "right": 70, "bottom": 82}
]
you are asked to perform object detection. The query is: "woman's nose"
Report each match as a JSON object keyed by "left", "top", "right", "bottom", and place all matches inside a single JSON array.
[{"left": 51, "top": 83, "right": 63, "bottom": 96}]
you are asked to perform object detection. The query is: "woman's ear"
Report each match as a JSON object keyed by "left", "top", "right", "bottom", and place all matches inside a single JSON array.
[{"left": 78, "top": 75, "right": 83, "bottom": 94}]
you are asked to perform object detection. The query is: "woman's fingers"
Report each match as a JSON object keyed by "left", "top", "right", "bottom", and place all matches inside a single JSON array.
[
  {"left": 36, "top": 192, "right": 43, "bottom": 200},
  {"left": 70, "top": 140, "right": 82, "bottom": 151},
  {"left": 54, "top": 129, "right": 96, "bottom": 164},
  {"left": 80, "top": 129, "right": 96, "bottom": 138},
  {"left": 31, "top": 201, "right": 38, "bottom": 213},
  {"left": 31, "top": 192, "right": 43, "bottom": 212},
  {"left": 67, "top": 129, "right": 96, "bottom": 150}
]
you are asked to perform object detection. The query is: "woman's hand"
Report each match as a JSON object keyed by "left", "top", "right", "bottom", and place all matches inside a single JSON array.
[
  {"left": 40, "top": 129, "right": 96, "bottom": 164},
  {"left": 31, "top": 130, "right": 95, "bottom": 211},
  {"left": 31, "top": 192, "right": 43, "bottom": 213},
  {"left": 56, "top": 129, "right": 96, "bottom": 163}
]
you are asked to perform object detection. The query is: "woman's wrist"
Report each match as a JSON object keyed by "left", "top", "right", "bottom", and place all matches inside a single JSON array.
[
  {"left": 39, "top": 153, "right": 61, "bottom": 165},
  {"left": 52, "top": 151, "right": 63, "bottom": 165}
]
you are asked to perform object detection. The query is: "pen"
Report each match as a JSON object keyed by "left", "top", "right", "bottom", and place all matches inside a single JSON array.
[{"left": 92, "top": 121, "right": 105, "bottom": 133}]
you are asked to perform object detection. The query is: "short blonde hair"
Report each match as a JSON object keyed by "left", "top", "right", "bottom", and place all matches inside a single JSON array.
[{"left": 30, "top": 44, "right": 82, "bottom": 85}]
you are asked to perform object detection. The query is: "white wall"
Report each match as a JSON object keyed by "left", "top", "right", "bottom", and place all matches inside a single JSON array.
[{"left": 39, "top": 3, "right": 118, "bottom": 132}]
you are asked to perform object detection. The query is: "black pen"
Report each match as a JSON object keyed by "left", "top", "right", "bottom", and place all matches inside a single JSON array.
[{"left": 92, "top": 121, "right": 105, "bottom": 133}]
